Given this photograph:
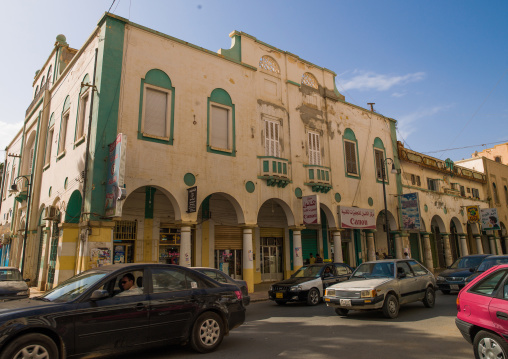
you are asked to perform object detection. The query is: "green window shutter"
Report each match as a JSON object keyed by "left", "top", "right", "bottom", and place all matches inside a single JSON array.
[{"left": 263, "top": 160, "right": 269, "bottom": 172}]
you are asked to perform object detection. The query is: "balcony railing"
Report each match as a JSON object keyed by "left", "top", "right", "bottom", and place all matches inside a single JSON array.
[
  {"left": 26, "top": 81, "right": 49, "bottom": 117},
  {"left": 304, "top": 165, "right": 332, "bottom": 193},
  {"left": 258, "top": 156, "right": 291, "bottom": 187}
]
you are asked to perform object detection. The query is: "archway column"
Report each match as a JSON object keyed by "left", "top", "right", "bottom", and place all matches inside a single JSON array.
[
  {"left": 400, "top": 232, "right": 410, "bottom": 257},
  {"left": 441, "top": 232, "right": 453, "bottom": 267},
  {"left": 495, "top": 236, "right": 503, "bottom": 255},
  {"left": 331, "top": 229, "right": 343, "bottom": 263},
  {"left": 458, "top": 234, "right": 469, "bottom": 256},
  {"left": 180, "top": 226, "right": 192, "bottom": 267},
  {"left": 474, "top": 234, "right": 483, "bottom": 254},
  {"left": 392, "top": 231, "right": 402, "bottom": 259},
  {"left": 503, "top": 236, "right": 508, "bottom": 255},
  {"left": 242, "top": 226, "right": 255, "bottom": 293},
  {"left": 421, "top": 232, "right": 434, "bottom": 271},
  {"left": 364, "top": 229, "right": 376, "bottom": 261},
  {"left": 488, "top": 233, "right": 496, "bottom": 254},
  {"left": 291, "top": 226, "right": 305, "bottom": 269}
]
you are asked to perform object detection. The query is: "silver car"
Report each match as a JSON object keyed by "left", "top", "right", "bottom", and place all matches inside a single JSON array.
[{"left": 324, "top": 259, "right": 436, "bottom": 318}]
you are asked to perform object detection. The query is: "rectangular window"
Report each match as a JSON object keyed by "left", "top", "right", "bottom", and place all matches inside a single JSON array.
[
  {"left": 345, "top": 141, "right": 358, "bottom": 175},
  {"left": 472, "top": 188, "right": 480, "bottom": 199},
  {"left": 427, "top": 178, "right": 440, "bottom": 192},
  {"left": 144, "top": 87, "right": 169, "bottom": 138},
  {"left": 416, "top": 175, "right": 421, "bottom": 186},
  {"left": 264, "top": 119, "right": 280, "bottom": 157},
  {"left": 307, "top": 131, "right": 321, "bottom": 165},
  {"left": 58, "top": 112, "right": 69, "bottom": 154},
  {"left": 45, "top": 128, "right": 54, "bottom": 165},
  {"left": 76, "top": 92, "right": 89, "bottom": 140},
  {"left": 460, "top": 185, "right": 465, "bottom": 197},
  {"left": 467, "top": 187, "right": 471, "bottom": 193},
  {"left": 410, "top": 174, "right": 415, "bottom": 185},
  {"left": 374, "top": 149, "right": 384, "bottom": 180},
  {"left": 3, "top": 171, "right": 9, "bottom": 198},
  {"left": 210, "top": 105, "right": 230, "bottom": 150}
]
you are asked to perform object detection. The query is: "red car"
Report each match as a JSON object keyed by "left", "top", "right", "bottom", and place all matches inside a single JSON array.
[{"left": 456, "top": 264, "right": 508, "bottom": 359}]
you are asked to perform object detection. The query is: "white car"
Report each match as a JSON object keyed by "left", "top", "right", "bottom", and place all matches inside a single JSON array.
[{"left": 324, "top": 259, "right": 436, "bottom": 318}]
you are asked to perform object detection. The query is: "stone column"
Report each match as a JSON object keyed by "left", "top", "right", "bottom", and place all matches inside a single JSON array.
[
  {"left": 332, "top": 230, "right": 343, "bottom": 263},
  {"left": 421, "top": 232, "right": 434, "bottom": 271},
  {"left": 292, "top": 229, "right": 303, "bottom": 269},
  {"left": 474, "top": 235, "right": 483, "bottom": 254},
  {"left": 488, "top": 234, "right": 496, "bottom": 254},
  {"left": 495, "top": 236, "right": 503, "bottom": 255},
  {"left": 180, "top": 226, "right": 192, "bottom": 267},
  {"left": 364, "top": 229, "right": 376, "bottom": 261},
  {"left": 393, "top": 232, "right": 402, "bottom": 259},
  {"left": 242, "top": 227, "right": 254, "bottom": 293},
  {"left": 458, "top": 234, "right": 469, "bottom": 256},
  {"left": 441, "top": 233, "right": 453, "bottom": 267},
  {"left": 400, "top": 232, "right": 410, "bottom": 256}
]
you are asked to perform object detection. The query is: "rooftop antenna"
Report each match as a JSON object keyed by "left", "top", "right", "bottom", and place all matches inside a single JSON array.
[{"left": 367, "top": 103, "right": 375, "bottom": 112}]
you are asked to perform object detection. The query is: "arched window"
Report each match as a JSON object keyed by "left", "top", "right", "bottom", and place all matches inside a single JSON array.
[
  {"left": 58, "top": 96, "right": 71, "bottom": 156},
  {"left": 207, "top": 88, "right": 235, "bottom": 156},
  {"left": 41, "top": 76, "right": 46, "bottom": 87},
  {"left": 495, "top": 156, "right": 502, "bottom": 163},
  {"left": 75, "top": 74, "right": 90, "bottom": 142},
  {"left": 373, "top": 138, "right": 386, "bottom": 182},
  {"left": 492, "top": 182, "right": 500, "bottom": 204},
  {"left": 302, "top": 72, "right": 318, "bottom": 89},
  {"left": 47, "top": 65, "right": 53, "bottom": 85},
  {"left": 343, "top": 128, "right": 360, "bottom": 178},
  {"left": 259, "top": 56, "right": 280, "bottom": 74}
]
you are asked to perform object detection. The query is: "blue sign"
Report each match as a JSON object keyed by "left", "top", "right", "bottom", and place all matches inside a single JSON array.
[{"left": 400, "top": 193, "right": 421, "bottom": 230}]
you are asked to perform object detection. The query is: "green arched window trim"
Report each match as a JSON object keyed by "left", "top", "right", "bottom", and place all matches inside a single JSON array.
[
  {"left": 373, "top": 137, "right": 388, "bottom": 184},
  {"left": 207, "top": 88, "right": 236, "bottom": 157},
  {"left": 73, "top": 74, "right": 90, "bottom": 147},
  {"left": 342, "top": 128, "right": 361, "bottom": 179},
  {"left": 137, "top": 69, "right": 175, "bottom": 145},
  {"left": 56, "top": 95, "right": 71, "bottom": 160}
]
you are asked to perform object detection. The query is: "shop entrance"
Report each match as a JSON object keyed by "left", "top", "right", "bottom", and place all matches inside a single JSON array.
[
  {"left": 261, "top": 237, "right": 283, "bottom": 281},
  {"left": 215, "top": 250, "right": 242, "bottom": 279},
  {"left": 159, "top": 227, "right": 181, "bottom": 264},
  {"left": 113, "top": 221, "right": 137, "bottom": 264}
]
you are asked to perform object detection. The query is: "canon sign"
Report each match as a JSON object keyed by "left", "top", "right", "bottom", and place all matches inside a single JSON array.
[{"left": 338, "top": 206, "right": 376, "bottom": 229}]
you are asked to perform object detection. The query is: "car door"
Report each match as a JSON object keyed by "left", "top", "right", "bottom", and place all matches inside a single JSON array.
[
  {"left": 488, "top": 272, "right": 508, "bottom": 337},
  {"left": 334, "top": 263, "right": 352, "bottom": 283},
  {"left": 73, "top": 269, "right": 150, "bottom": 355},
  {"left": 396, "top": 262, "right": 420, "bottom": 304},
  {"left": 321, "top": 265, "right": 338, "bottom": 292},
  {"left": 408, "top": 260, "right": 429, "bottom": 299},
  {"left": 148, "top": 267, "right": 202, "bottom": 343}
]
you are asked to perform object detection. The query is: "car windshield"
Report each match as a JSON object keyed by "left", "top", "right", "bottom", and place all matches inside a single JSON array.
[
  {"left": 352, "top": 262, "right": 395, "bottom": 278},
  {"left": 291, "top": 265, "right": 322, "bottom": 278},
  {"left": 450, "top": 256, "right": 485, "bottom": 269},
  {"left": 0, "top": 269, "right": 23, "bottom": 281},
  {"left": 477, "top": 258, "right": 508, "bottom": 272},
  {"left": 41, "top": 271, "right": 108, "bottom": 302}
]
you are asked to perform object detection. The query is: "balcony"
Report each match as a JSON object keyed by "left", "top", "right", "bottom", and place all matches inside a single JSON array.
[
  {"left": 26, "top": 81, "right": 49, "bottom": 117},
  {"left": 304, "top": 165, "right": 332, "bottom": 193},
  {"left": 258, "top": 156, "right": 291, "bottom": 187}
]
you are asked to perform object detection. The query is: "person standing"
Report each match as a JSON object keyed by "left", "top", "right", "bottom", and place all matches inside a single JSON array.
[
  {"left": 315, "top": 253, "right": 323, "bottom": 263},
  {"left": 309, "top": 253, "right": 316, "bottom": 264},
  {"left": 404, "top": 252, "right": 410, "bottom": 259}
]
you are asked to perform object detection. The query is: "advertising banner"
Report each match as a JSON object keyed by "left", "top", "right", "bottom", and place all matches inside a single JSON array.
[
  {"left": 338, "top": 206, "right": 376, "bottom": 229},
  {"left": 400, "top": 193, "right": 421, "bottom": 230},
  {"left": 303, "top": 195, "right": 320, "bottom": 225},
  {"left": 187, "top": 186, "right": 197, "bottom": 213},
  {"left": 105, "top": 133, "right": 127, "bottom": 217},
  {"left": 480, "top": 208, "right": 501, "bottom": 231},
  {"left": 466, "top": 205, "right": 480, "bottom": 223}
]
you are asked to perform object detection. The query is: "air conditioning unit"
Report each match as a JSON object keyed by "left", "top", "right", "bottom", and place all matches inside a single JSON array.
[{"left": 43, "top": 206, "right": 59, "bottom": 220}]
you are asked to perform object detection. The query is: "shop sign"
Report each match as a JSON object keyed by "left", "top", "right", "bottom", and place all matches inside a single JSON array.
[
  {"left": 338, "top": 206, "right": 376, "bottom": 229},
  {"left": 400, "top": 193, "right": 421, "bottom": 230},
  {"left": 480, "top": 208, "right": 501, "bottom": 231},
  {"left": 105, "top": 133, "right": 127, "bottom": 217},
  {"left": 187, "top": 186, "right": 197, "bottom": 213},
  {"left": 303, "top": 195, "right": 320, "bottom": 225},
  {"left": 466, "top": 205, "right": 480, "bottom": 223}
]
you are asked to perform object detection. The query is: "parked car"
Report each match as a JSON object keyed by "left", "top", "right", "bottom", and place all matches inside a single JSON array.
[
  {"left": 466, "top": 255, "right": 508, "bottom": 283},
  {"left": 0, "top": 263, "right": 245, "bottom": 359},
  {"left": 192, "top": 267, "right": 250, "bottom": 306},
  {"left": 268, "top": 262, "right": 353, "bottom": 306},
  {"left": 456, "top": 264, "right": 508, "bottom": 359},
  {"left": 0, "top": 267, "right": 30, "bottom": 301},
  {"left": 436, "top": 254, "right": 489, "bottom": 294},
  {"left": 324, "top": 259, "right": 436, "bottom": 319}
]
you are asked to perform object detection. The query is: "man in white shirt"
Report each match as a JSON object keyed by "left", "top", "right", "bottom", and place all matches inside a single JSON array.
[{"left": 117, "top": 273, "right": 143, "bottom": 296}]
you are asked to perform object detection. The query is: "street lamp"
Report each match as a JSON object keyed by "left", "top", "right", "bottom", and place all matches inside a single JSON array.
[
  {"left": 9, "top": 174, "right": 32, "bottom": 277},
  {"left": 381, "top": 158, "right": 398, "bottom": 258}
]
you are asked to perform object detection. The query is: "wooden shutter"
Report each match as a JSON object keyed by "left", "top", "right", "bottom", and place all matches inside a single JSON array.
[
  {"left": 214, "top": 225, "right": 242, "bottom": 249},
  {"left": 78, "top": 93, "right": 89, "bottom": 138},
  {"left": 211, "top": 105, "right": 229, "bottom": 149},
  {"left": 28, "top": 148, "right": 34, "bottom": 173},
  {"left": 265, "top": 120, "right": 280, "bottom": 157},
  {"left": 345, "top": 141, "right": 357, "bottom": 174},
  {"left": 260, "top": 227, "right": 284, "bottom": 237},
  {"left": 59, "top": 114, "right": 69, "bottom": 153},
  {"left": 144, "top": 88, "right": 168, "bottom": 137},
  {"left": 375, "top": 149, "right": 384, "bottom": 180},
  {"left": 308, "top": 131, "right": 321, "bottom": 165}
]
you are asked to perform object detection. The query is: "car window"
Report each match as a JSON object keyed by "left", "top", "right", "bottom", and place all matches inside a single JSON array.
[
  {"left": 151, "top": 268, "right": 206, "bottom": 293},
  {"left": 353, "top": 262, "right": 394, "bottom": 278},
  {"left": 470, "top": 270, "right": 507, "bottom": 297},
  {"left": 408, "top": 261, "right": 428, "bottom": 276},
  {"left": 42, "top": 271, "right": 108, "bottom": 302},
  {"left": 202, "top": 270, "right": 227, "bottom": 283},
  {"left": 216, "top": 272, "right": 229, "bottom": 283},
  {"left": 334, "top": 264, "right": 350, "bottom": 275},
  {"left": 478, "top": 258, "right": 508, "bottom": 272},
  {"left": 396, "top": 262, "right": 414, "bottom": 278},
  {"left": 110, "top": 270, "right": 145, "bottom": 297}
]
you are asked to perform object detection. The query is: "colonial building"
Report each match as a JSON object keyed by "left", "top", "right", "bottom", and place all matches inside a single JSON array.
[
  {"left": 1, "top": 13, "right": 405, "bottom": 291},
  {"left": 471, "top": 143, "right": 508, "bottom": 165}
]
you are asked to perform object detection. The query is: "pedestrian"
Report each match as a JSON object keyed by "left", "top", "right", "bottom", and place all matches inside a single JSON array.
[
  {"left": 404, "top": 252, "right": 410, "bottom": 259},
  {"left": 309, "top": 253, "right": 316, "bottom": 264},
  {"left": 315, "top": 253, "right": 323, "bottom": 263},
  {"left": 375, "top": 252, "right": 380, "bottom": 260},
  {"left": 382, "top": 252, "right": 389, "bottom": 259}
]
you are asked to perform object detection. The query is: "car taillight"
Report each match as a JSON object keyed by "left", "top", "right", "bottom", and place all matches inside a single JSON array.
[
  {"left": 456, "top": 296, "right": 460, "bottom": 312},
  {"left": 234, "top": 290, "right": 242, "bottom": 301}
]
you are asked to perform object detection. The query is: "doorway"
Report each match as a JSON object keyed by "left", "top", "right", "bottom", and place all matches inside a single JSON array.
[{"left": 261, "top": 237, "right": 283, "bottom": 281}]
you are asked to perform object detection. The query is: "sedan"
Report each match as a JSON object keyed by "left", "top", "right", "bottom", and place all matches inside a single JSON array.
[
  {"left": 436, "top": 254, "right": 489, "bottom": 294},
  {"left": 324, "top": 259, "right": 436, "bottom": 318},
  {"left": 0, "top": 267, "right": 30, "bottom": 301},
  {"left": 0, "top": 263, "right": 245, "bottom": 359},
  {"left": 192, "top": 267, "right": 250, "bottom": 306},
  {"left": 465, "top": 255, "right": 508, "bottom": 283}
]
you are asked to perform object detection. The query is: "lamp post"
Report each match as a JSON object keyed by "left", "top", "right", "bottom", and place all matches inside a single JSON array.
[
  {"left": 10, "top": 174, "right": 32, "bottom": 277},
  {"left": 381, "top": 158, "right": 398, "bottom": 258}
]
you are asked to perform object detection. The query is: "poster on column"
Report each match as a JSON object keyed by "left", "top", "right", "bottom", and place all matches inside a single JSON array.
[
  {"left": 338, "top": 206, "right": 376, "bottom": 229},
  {"left": 105, "top": 133, "right": 127, "bottom": 217},
  {"left": 480, "top": 208, "right": 501, "bottom": 231},
  {"left": 400, "top": 193, "right": 421, "bottom": 230},
  {"left": 303, "top": 195, "right": 320, "bottom": 225},
  {"left": 466, "top": 205, "right": 480, "bottom": 223}
]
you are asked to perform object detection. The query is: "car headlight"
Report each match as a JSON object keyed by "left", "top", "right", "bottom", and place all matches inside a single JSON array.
[
  {"left": 361, "top": 290, "right": 377, "bottom": 298},
  {"left": 325, "top": 289, "right": 335, "bottom": 296},
  {"left": 437, "top": 276, "right": 445, "bottom": 281},
  {"left": 17, "top": 290, "right": 29, "bottom": 296},
  {"left": 290, "top": 285, "right": 302, "bottom": 292}
]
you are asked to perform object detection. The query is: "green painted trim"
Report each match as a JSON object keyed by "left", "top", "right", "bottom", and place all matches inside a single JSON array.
[
  {"left": 295, "top": 187, "right": 303, "bottom": 198},
  {"left": 56, "top": 95, "right": 71, "bottom": 156},
  {"left": 256, "top": 156, "right": 290, "bottom": 163},
  {"left": 184, "top": 173, "right": 196, "bottom": 186},
  {"left": 56, "top": 150, "right": 66, "bottom": 161},
  {"left": 145, "top": 186, "right": 156, "bottom": 219},
  {"left": 368, "top": 197, "right": 374, "bottom": 206},
  {"left": 220, "top": 34, "right": 241, "bottom": 62},
  {"left": 73, "top": 74, "right": 90, "bottom": 146},
  {"left": 334, "top": 193, "right": 341, "bottom": 202},
  {"left": 49, "top": 186, "right": 52, "bottom": 197},
  {"left": 373, "top": 137, "right": 385, "bottom": 149},
  {"left": 74, "top": 136, "right": 86, "bottom": 147},
  {"left": 286, "top": 80, "right": 301, "bottom": 87},
  {"left": 374, "top": 146, "right": 389, "bottom": 185},
  {"left": 245, "top": 181, "right": 255, "bottom": 193},
  {"left": 207, "top": 88, "right": 236, "bottom": 157},
  {"left": 48, "top": 113, "right": 55, "bottom": 128},
  {"left": 342, "top": 128, "right": 361, "bottom": 180},
  {"left": 65, "top": 190, "right": 82, "bottom": 223},
  {"left": 303, "top": 164, "right": 330, "bottom": 170},
  {"left": 64, "top": 177, "right": 68, "bottom": 189},
  {"left": 43, "top": 163, "right": 50, "bottom": 171}
]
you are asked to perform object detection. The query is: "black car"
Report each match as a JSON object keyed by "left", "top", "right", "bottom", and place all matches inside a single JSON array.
[
  {"left": 0, "top": 263, "right": 245, "bottom": 359},
  {"left": 436, "top": 254, "right": 489, "bottom": 294},
  {"left": 192, "top": 267, "right": 250, "bottom": 306},
  {"left": 465, "top": 255, "right": 508, "bottom": 283},
  {"left": 268, "top": 262, "right": 353, "bottom": 306},
  {"left": 0, "top": 267, "right": 30, "bottom": 301}
]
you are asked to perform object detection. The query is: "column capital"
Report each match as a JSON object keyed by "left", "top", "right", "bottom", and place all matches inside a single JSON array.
[
  {"left": 420, "top": 232, "right": 432, "bottom": 236},
  {"left": 329, "top": 228, "right": 344, "bottom": 232},
  {"left": 241, "top": 224, "right": 258, "bottom": 229},
  {"left": 473, "top": 234, "right": 482, "bottom": 239},
  {"left": 363, "top": 229, "right": 377, "bottom": 234},
  {"left": 289, "top": 226, "right": 306, "bottom": 231},
  {"left": 175, "top": 221, "right": 197, "bottom": 228},
  {"left": 399, "top": 231, "right": 410, "bottom": 237},
  {"left": 440, "top": 232, "right": 451, "bottom": 236},
  {"left": 458, "top": 233, "right": 467, "bottom": 237}
]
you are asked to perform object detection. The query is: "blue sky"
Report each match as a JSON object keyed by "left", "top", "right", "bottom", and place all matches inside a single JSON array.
[{"left": 1, "top": 0, "right": 506, "bottom": 163}]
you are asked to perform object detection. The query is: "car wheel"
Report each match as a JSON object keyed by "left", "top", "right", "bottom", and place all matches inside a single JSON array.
[
  {"left": 1, "top": 333, "right": 58, "bottom": 359},
  {"left": 473, "top": 330, "right": 508, "bottom": 359},
  {"left": 441, "top": 289, "right": 451, "bottom": 295},
  {"left": 423, "top": 287, "right": 435, "bottom": 308},
  {"left": 382, "top": 294, "right": 399, "bottom": 319},
  {"left": 190, "top": 312, "right": 224, "bottom": 353},
  {"left": 306, "top": 288, "right": 320, "bottom": 306},
  {"left": 335, "top": 308, "right": 349, "bottom": 316},
  {"left": 275, "top": 300, "right": 286, "bottom": 305}
]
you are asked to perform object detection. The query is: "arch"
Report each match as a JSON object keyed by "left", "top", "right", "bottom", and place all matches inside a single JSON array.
[
  {"left": 320, "top": 203, "right": 337, "bottom": 228},
  {"left": 62, "top": 95, "right": 71, "bottom": 114},
  {"left": 23, "top": 130, "right": 37, "bottom": 175},
  {"left": 41, "top": 76, "right": 46, "bottom": 87},
  {"left": 450, "top": 217, "right": 464, "bottom": 234},
  {"left": 34, "top": 86, "right": 39, "bottom": 98},
  {"left": 48, "top": 113, "right": 55, "bottom": 128},
  {"left": 431, "top": 215, "right": 446, "bottom": 233},
  {"left": 500, "top": 222, "right": 507, "bottom": 237},
  {"left": 343, "top": 128, "right": 361, "bottom": 178},
  {"left": 467, "top": 222, "right": 480, "bottom": 235},
  {"left": 373, "top": 137, "right": 385, "bottom": 149},
  {"left": 144, "top": 68, "right": 173, "bottom": 89},
  {"left": 420, "top": 218, "right": 427, "bottom": 232},
  {"left": 210, "top": 88, "right": 233, "bottom": 106},
  {"left": 121, "top": 185, "right": 182, "bottom": 222},
  {"left": 47, "top": 65, "right": 53, "bottom": 84},
  {"left": 37, "top": 205, "right": 46, "bottom": 226},
  {"left": 344, "top": 128, "right": 357, "bottom": 142},
  {"left": 79, "top": 74, "right": 90, "bottom": 95},
  {"left": 197, "top": 192, "right": 246, "bottom": 225},
  {"left": 302, "top": 72, "right": 318, "bottom": 89},
  {"left": 65, "top": 190, "right": 82, "bottom": 223},
  {"left": 257, "top": 198, "right": 295, "bottom": 227},
  {"left": 259, "top": 55, "right": 280, "bottom": 74}
]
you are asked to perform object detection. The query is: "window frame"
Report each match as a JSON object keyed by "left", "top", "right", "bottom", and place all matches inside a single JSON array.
[
  {"left": 344, "top": 140, "right": 359, "bottom": 177},
  {"left": 307, "top": 130, "right": 321, "bottom": 166},
  {"left": 58, "top": 110, "right": 70, "bottom": 157},
  {"left": 343, "top": 128, "right": 361, "bottom": 179},
  {"left": 468, "top": 269, "right": 508, "bottom": 298},
  {"left": 207, "top": 88, "right": 236, "bottom": 157},
  {"left": 209, "top": 102, "right": 233, "bottom": 152},
  {"left": 74, "top": 90, "right": 90, "bottom": 145},
  {"left": 264, "top": 116, "right": 281, "bottom": 158},
  {"left": 141, "top": 83, "right": 172, "bottom": 141}
]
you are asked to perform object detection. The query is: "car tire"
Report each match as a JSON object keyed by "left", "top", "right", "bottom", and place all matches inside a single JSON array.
[
  {"left": 1, "top": 333, "right": 58, "bottom": 359},
  {"left": 335, "top": 308, "right": 349, "bottom": 316},
  {"left": 306, "top": 288, "right": 320, "bottom": 306},
  {"left": 190, "top": 312, "right": 224, "bottom": 353},
  {"left": 473, "top": 330, "right": 508, "bottom": 359},
  {"left": 423, "top": 287, "right": 436, "bottom": 308},
  {"left": 382, "top": 294, "right": 399, "bottom": 319},
  {"left": 441, "top": 289, "right": 451, "bottom": 295},
  {"left": 275, "top": 300, "right": 287, "bottom": 305}
]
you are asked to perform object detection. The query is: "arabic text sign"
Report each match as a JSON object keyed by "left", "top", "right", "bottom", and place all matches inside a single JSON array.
[
  {"left": 466, "top": 206, "right": 480, "bottom": 223},
  {"left": 400, "top": 193, "right": 421, "bottom": 230},
  {"left": 339, "top": 206, "right": 376, "bottom": 229},
  {"left": 481, "top": 208, "right": 501, "bottom": 231},
  {"left": 303, "top": 195, "right": 320, "bottom": 225}
]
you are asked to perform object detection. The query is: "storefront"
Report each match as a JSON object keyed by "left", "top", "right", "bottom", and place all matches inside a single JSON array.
[
  {"left": 301, "top": 229, "right": 318, "bottom": 264},
  {"left": 159, "top": 226, "right": 181, "bottom": 264},
  {"left": 113, "top": 220, "right": 136, "bottom": 264},
  {"left": 214, "top": 225, "right": 243, "bottom": 279},
  {"left": 338, "top": 206, "right": 375, "bottom": 267},
  {"left": 260, "top": 228, "right": 284, "bottom": 281}
]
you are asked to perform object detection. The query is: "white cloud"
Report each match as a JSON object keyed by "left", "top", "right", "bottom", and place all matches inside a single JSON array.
[
  {"left": 340, "top": 71, "right": 426, "bottom": 91},
  {"left": 396, "top": 105, "right": 453, "bottom": 140},
  {"left": 391, "top": 92, "right": 406, "bottom": 98},
  {"left": 0, "top": 121, "right": 23, "bottom": 161}
]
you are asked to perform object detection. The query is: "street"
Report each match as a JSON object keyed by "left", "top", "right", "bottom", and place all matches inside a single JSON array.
[{"left": 106, "top": 292, "right": 472, "bottom": 359}]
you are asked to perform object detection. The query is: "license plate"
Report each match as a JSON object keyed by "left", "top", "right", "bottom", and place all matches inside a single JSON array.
[
  {"left": 324, "top": 298, "right": 330, "bottom": 302},
  {"left": 340, "top": 299, "right": 352, "bottom": 307},
  {"left": 451, "top": 285, "right": 459, "bottom": 290},
  {"left": 276, "top": 292, "right": 283, "bottom": 299}
]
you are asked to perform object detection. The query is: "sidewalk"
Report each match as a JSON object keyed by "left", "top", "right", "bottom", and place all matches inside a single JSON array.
[{"left": 250, "top": 282, "right": 272, "bottom": 302}]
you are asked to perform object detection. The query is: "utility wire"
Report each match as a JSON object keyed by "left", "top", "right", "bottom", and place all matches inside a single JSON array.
[
  {"left": 421, "top": 139, "right": 508, "bottom": 155},
  {"left": 108, "top": 0, "right": 117, "bottom": 13}
]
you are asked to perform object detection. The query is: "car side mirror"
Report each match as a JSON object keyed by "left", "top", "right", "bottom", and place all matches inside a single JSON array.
[
  {"left": 469, "top": 267, "right": 475, "bottom": 273},
  {"left": 90, "top": 289, "right": 110, "bottom": 301}
]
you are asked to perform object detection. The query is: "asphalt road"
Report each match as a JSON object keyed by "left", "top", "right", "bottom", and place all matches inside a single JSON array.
[{"left": 105, "top": 292, "right": 473, "bottom": 359}]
